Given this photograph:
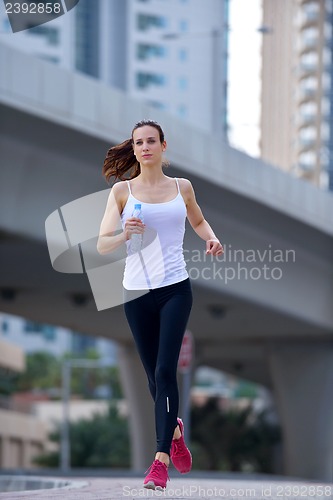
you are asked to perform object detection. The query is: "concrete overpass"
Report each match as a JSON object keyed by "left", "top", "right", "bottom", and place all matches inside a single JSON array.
[{"left": 1, "top": 43, "right": 333, "bottom": 480}]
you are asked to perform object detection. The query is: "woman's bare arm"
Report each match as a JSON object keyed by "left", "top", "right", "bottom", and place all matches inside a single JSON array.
[
  {"left": 97, "top": 182, "right": 145, "bottom": 255},
  {"left": 179, "top": 178, "right": 223, "bottom": 256}
]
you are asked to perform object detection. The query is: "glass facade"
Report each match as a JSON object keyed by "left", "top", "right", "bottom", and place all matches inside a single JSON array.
[
  {"left": 327, "top": 4, "right": 333, "bottom": 189},
  {"left": 178, "top": 77, "right": 188, "bottom": 90},
  {"left": 75, "top": 0, "right": 100, "bottom": 78},
  {"left": 179, "top": 19, "right": 188, "bottom": 32},
  {"left": 137, "top": 13, "right": 167, "bottom": 31},
  {"left": 136, "top": 72, "right": 166, "bottom": 88},
  {"left": 137, "top": 43, "right": 167, "bottom": 60},
  {"left": 178, "top": 48, "right": 188, "bottom": 61},
  {"left": 27, "top": 25, "right": 59, "bottom": 45},
  {"left": 24, "top": 321, "right": 56, "bottom": 341},
  {"left": 178, "top": 104, "right": 187, "bottom": 117},
  {"left": 296, "top": 0, "right": 333, "bottom": 188}
]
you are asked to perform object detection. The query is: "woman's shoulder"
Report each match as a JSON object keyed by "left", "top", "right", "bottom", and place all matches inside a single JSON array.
[
  {"left": 111, "top": 180, "right": 130, "bottom": 195},
  {"left": 177, "top": 177, "right": 193, "bottom": 192},
  {"left": 176, "top": 178, "right": 195, "bottom": 204},
  {"left": 110, "top": 180, "right": 130, "bottom": 209}
]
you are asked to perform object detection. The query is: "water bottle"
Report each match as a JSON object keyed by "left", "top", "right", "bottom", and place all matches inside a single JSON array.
[{"left": 130, "top": 203, "right": 144, "bottom": 253}]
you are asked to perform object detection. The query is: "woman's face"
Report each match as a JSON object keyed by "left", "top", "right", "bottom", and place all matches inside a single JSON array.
[{"left": 132, "top": 126, "right": 166, "bottom": 165}]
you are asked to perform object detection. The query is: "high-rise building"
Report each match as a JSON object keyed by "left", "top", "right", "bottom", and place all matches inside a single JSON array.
[
  {"left": 127, "top": 0, "right": 229, "bottom": 135},
  {"left": 76, "top": 0, "right": 230, "bottom": 136},
  {"left": 260, "top": 0, "right": 333, "bottom": 190},
  {"left": 0, "top": 0, "right": 229, "bottom": 136},
  {"left": 75, "top": 0, "right": 101, "bottom": 78}
]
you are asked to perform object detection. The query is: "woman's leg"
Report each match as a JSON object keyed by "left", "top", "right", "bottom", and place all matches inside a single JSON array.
[
  {"left": 153, "top": 280, "right": 193, "bottom": 455},
  {"left": 124, "top": 291, "right": 160, "bottom": 400},
  {"left": 124, "top": 280, "right": 192, "bottom": 464}
]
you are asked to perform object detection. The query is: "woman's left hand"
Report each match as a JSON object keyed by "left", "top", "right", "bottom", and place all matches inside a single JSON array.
[{"left": 206, "top": 239, "right": 224, "bottom": 256}]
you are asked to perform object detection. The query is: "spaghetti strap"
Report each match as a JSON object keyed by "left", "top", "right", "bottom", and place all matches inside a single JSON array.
[
  {"left": 126, "top": 180, "right": 132, "bottom": 195},
  {"left": 175, "top": 177, "right": 180, "bottom": 194}
]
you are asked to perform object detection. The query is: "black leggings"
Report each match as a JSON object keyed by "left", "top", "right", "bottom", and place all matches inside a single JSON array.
[{"left": 123, "top": 278, "right": 192, "bottom": 455}]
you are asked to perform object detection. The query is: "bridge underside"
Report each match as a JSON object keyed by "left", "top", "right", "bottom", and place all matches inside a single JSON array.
[{"left": 0, "top": 233, "right": 331, "bottom": 385}]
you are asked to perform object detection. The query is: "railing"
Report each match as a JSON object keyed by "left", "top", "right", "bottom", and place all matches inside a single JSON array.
[
  {"left": 298, "top": 137, "right": 317, "bottom": 151},
  {"left": 300, "top": 11, "right": 320, "bottom": 29},
  {"left": 298, "top": 87, "right": 317, "bottom": 103}
]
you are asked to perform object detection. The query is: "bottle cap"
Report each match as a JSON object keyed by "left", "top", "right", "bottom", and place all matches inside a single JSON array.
[{"left": 134, "top": 204, "right": 142, "bottom": 209}]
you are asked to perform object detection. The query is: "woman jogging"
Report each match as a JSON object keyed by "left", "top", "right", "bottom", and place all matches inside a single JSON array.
[{"left": 97, "top": 120, "right": 223, "bottom": 490}]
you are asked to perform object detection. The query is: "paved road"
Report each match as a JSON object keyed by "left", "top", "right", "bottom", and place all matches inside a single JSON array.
[{"left": 0, "top": 476, "right": 332, "bottom": 500}]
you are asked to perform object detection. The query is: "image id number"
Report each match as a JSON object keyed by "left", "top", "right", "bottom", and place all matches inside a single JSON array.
[
  {"left": 5, "top": 3, "right": 62, "bottom": 14},
  {"left": 276, "top": 485, "right": 332, "bottom": 497}
]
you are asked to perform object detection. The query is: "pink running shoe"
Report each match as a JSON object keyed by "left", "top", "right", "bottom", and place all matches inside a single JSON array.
[
  {"left": 143, "top": 459, "right": 169, "bottom": 490},
  {"left": 170, "top": 417, "right": 192, "bottom": 474}
]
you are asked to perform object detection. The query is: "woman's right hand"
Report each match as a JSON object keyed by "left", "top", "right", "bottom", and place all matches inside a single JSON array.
[{"left": 123, "top": 217, "right": 145, "bottom": 241}]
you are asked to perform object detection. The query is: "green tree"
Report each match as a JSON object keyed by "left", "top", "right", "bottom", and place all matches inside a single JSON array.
[
  {"left": 34, "top": 404, "right": 130, "bottom": 468},
  {"left": 191, "top": 397, "right": 281, "bottom": 473},
  {"left": 14, "top": 352, "right": 60, "bottom": 392}
]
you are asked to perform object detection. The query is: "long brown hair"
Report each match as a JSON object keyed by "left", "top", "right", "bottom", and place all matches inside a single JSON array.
[{"left": 102, "top": 120, "right": 167, "bottom": 183}]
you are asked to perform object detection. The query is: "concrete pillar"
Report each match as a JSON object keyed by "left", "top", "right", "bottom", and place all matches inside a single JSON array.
[
  {"left": 22, "top": 440, "right": 31, "bottom": 469},
  {"left": 1, "top": 437, "right": 11, "bottom": 468},
  {"left": 268, "top": 342, "right": 333, "bottom": 481},
  {"left": 117, "top": 342, "right": 155, "bottom": 471}
]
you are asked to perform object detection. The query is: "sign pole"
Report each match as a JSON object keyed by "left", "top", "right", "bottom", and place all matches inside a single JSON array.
[{"left": 178, "top": 330, "right": 194, "bottom": 441}]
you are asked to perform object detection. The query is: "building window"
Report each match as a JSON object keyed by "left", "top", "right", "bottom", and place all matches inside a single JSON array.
[
  {"left": 28, "top": 25, "right": 59, "bottom": 45},
  {"left": 24, "top": 321, "right": 56, "bottom": 341},
  {"left": 322, "top": 98, "right": 330, "bottom": 117},
  {"left": 137, "top": 43, "right": 167, "bottom": 60},
  {"left": 303, "top": 2, "right": 320, "bottom": 15},
  {"left": 178, "top": 77, "right": 188, "bottom": 90},
  {"left": 300, "top": 51, "right": 318, "bottom": 71},
  {"left": 75, "top": 0, "right": 100, "bottom": 78},
  {"left": 178, "top": 104, "right": 188, "bottom": 117},
  {"left": 300, "top": 76, "right": 317, "bottom": 93},
  {"left": 300, "top": 101, "right": 317, "bottom": 120},
  {"left": 321, "top": 122, "right": 330, "bottom": 141},
  {"left": 40, "top": 55, "right": 60, "bottom": 64},
  {"left": 1, "top": 320, "right": 9, "bottom": 334},
  {"left": 299, "top": 151, "right": 316, "bottom": 171},
  {"left": 302, "top": 26, "right": 318, "bottom": 48},
  {"left": 300, "top": 126, "right": 316, "bottom": 140},
  {"left": 148, "top": 101, "right": 167, "bottom": 110},
  {"left": 137, "top": 72, "right": 166, "bottom": 89},
  {"left": 2, "top": 17, "right": 11, "bottom": 33},
  {"left": 322, "top": 73, "right": 331, "bottom": 90},
  {"left": 320, "top": 147, "right": 329, "bottom": 168},
  {"left": 299, "top": 126, "right": 316, "bottom": 149},
  {"left": 179, "top": 19, "right": 188, "bottom": 32},
  {"left": 324, "top": 22, "right": 332, "bottom": 39},
  {"left": 24, "top": 321, "right": 44, "bottom": 333},
  {"left": 137, "top": 13, "right": 167, "bottom": 31},
  {"left": 178, "top": 48, "right": 188, "bottom": 62}
]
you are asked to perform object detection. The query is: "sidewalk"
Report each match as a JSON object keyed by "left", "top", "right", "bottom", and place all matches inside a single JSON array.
[{"left": 0, "top": 475, "right": 332, "bottom": 500}]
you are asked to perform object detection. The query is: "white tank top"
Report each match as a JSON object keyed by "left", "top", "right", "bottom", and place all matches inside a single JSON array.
[{"left": 121, "top": 178, "right": 189, "bottom": 290}]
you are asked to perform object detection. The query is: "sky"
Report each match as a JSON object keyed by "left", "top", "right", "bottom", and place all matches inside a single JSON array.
[{"left": 227, "top": 0, "right": 262, "bottom": 158}]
